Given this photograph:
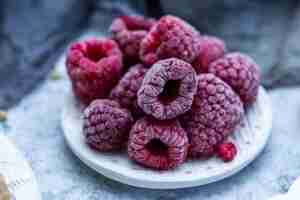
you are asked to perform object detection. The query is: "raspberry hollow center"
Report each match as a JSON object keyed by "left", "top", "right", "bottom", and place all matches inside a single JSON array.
[
  {"left": 86, "top": 44, "right": 105, "bottom": 62},
  {"left": 158, "top": 80, "right": 181, "bottom": 103},
  {"left": 145, "top": 139, "right": 169, "bottom": 156}
]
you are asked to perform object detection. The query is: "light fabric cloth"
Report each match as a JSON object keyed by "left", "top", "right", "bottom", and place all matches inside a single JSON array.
[
  {"left": 0, "top": 174, "right": 11, "bottom": 200},
  {"left": 0, "top": 135, "right": 40, "bottom": 200}
]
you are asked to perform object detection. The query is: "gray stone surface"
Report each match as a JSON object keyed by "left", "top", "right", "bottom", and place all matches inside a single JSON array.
[{"left": 0, "top": 49, "right": 300, "bottom": 199}]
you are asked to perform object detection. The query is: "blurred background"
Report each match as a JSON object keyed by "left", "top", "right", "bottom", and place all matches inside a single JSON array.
[{"left": 0, "top": 0, "right": 300, "bottom": 109}]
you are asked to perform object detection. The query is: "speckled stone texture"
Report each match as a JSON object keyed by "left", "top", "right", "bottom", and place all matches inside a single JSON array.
[{"left": 0, "top": 36, "right": 300, "bottom": 199}]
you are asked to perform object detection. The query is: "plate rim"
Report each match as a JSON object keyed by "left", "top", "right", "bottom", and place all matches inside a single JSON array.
[{"left": 61, "top": 86, "right": 272, "bottom": 189}]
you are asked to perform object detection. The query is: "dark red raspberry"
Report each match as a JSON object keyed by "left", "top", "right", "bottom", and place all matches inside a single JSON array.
[
  {"left": 110, "top": 16, "right": 156, "bottom": 65},
  {"left": 181, "top": 74, "right": 244, "bottom": 158},
  {"left": 66, "top": 38, "right": 123, "bottom": 105},
  {"left": 128, "top": 117, "right": 189, "bottom": 170},
  {"left": 208, "top": 52, "right": 260, "bottom": 105},
  {"left": 216, "top": 142, "right": 237, "bottom": 162},
  {"left": 140, "top": 15, "right": 201, "bottom": 66},
  {"left": 193, "top": 35, "right": 226, "bottom": 73},
  {"left": 137, "top": 58, "right": 197, "bottom": 120},
  {"left": 83, "top": 99, "right": 133, "bottom": 151},
  {"left": 109, "top": 64, "right": 148, "bottom": 118}
]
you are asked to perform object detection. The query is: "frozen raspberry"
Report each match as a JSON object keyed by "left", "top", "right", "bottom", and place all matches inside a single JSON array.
[
  {"left": 83, "top": 99, "right": 133, "bottom": 151},
  {"left": 138, "top": 58, "right": 197, "bottom": 120},
  {"left": 66, "top": 38, "right": 123, "bottom": 104},
  {"left": 216, "top": 142, "right": 237, "bottom": 162},
  {"left": 140, "top": 15, "right": 201, "bottom": 66},
  {"left": 109, "top": 64, "right": 148, "bottom": 118},
  {"left": 181, "top": 74, "right": 244, "bottom": 158},
  {"left": 193, "top": 35, "right": 226, "bottom": 73},
  {"left": 110, "top": 16, "right": 156, "bottom": 34},
  {"left": 128, "top": 117, "right": 189, "bottom": 170},
  {"left": 208, "top": 52, "right": 260, "bottom": 105},
  {"left": 110, "top": 16, "right": 156, "bottom": 65}
]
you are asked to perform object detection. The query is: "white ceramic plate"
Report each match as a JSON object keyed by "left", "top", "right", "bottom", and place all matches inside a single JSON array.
[
  {"left": 0, "top": 135, "right": 41, "bottom": 199},
  {"left": 61, "top": 87, "right": 272, "bottom": 189}
]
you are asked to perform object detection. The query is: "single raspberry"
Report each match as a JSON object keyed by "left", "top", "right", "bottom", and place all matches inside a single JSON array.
[
  {"left": 140, "top": 15, "right": 201, "bottom": 66},
  {"left": 109, "top": 64, "right": 148, "bottom": 118},
  {"left": 110, "top": 16, "right": 156, "bottom": 34},
  {"left": 110, "top": 16, "right": 156, "bottom": 65},
  {"left": 208, "top": 52, "right": 260, "bottom": 105},
  {"left": 128, "top": 117, "right": 189, "bottom": 170},
  {"left": 66, "top": 38, "right": 123, "bottom": 105},
  {"left": 216, "top": 142, "right": 237, "bottom": 162},
  {"left": 181, "top": 74, "right": 244, "bottom": 158},
  {"left": 193, "top": 35, "right": 226, "bottom": 73},
  {"left": 137, "top": 58, "right": 197, "bottom": 120},
  {"left": 83, "top": 99, "right": 133, "bottom": 151}
]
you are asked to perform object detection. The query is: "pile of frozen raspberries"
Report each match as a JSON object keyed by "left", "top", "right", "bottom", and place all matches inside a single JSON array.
[{"left": 66, "top": 15, "right": 260, "bottom": 170}]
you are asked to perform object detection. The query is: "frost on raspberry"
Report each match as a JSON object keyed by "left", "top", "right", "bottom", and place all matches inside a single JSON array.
[
  {"left": 110, "top": 15, "right": 156, "bottom": 65},
  {"left": 66, "top": 38, "right": 123, "bottom": 105},
  {"left": 83, "top": 99, "right": 133, "bottom": 151},
  {"left": 109, "top": 64, "right": 148, "bottom": 119},
  {"left": 216, "top": 142, "right": 237, "bottom": 162},
  {"left": 181, "top": 74, "right": 244, "bottom": 158},
  {"left": 140, "top": 15, "right": 201, "bottom": 66},
  {"left": 193, "top": 35, "right": 226, "bottom": 73},
  {"left": 208, "top": 52, "right": 261, "bottom": 105},
  {"left": 128, "top": 117, "right": 189, "bottom": 170},
  {"left": 137, "top": 58, "right": 197, "bottom": 120}
]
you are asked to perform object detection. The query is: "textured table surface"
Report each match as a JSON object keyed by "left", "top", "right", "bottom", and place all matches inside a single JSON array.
[{"left": 0, "top": 44, "right": 300, "bottom": 200}]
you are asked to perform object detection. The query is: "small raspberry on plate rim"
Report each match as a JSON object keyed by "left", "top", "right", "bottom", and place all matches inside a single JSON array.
[
  {"left": 66, "top": 38, "right": 123, "bottom": 105},
  {"left": 138, "top": 58, "right": 197, "bottom": 120},
  {"left": 216, "top": 142, "right": 237, "bottom": 162},
  {"left": 128, "top": 117, "right": 189, "bottom": 170}
]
